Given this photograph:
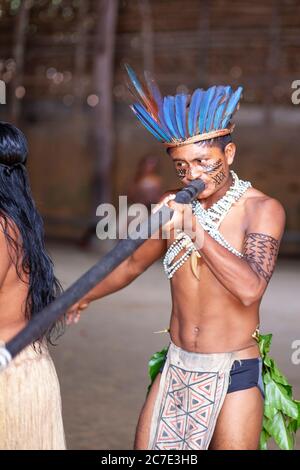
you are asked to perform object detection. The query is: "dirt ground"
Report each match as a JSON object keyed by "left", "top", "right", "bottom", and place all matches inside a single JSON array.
[{"left": 49, "top": 243, "right": 300, "bottom": 450}]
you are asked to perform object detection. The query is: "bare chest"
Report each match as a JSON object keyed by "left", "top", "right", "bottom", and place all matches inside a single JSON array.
[{"left": 166, "top": 201, "right": 248, "bottom": 290}]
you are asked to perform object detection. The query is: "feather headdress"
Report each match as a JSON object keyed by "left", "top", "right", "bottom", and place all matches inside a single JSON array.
[{"left": 125, "top": 64, "right": 243, "bottom": 148}]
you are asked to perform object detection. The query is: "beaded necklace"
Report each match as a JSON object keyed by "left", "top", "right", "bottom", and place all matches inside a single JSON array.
[{"left": 163, "top": 171, "right": 252, "bottom": 279}]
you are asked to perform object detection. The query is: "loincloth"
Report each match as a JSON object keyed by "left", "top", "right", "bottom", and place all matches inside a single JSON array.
[{"left": 148, "top": 341, "right": 239, "bottom": 450}]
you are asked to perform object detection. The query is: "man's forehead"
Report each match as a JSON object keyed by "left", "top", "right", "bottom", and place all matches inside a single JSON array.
[{"left": 170, "top": 145, "right": 222, "bottom": 161}]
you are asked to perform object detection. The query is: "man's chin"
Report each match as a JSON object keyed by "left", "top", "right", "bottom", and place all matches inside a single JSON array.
[
  {"left": 197, "top": 185, "right": 220, "bottom": 199},
  {"left": 197, "top": 190, "right": 213, "bottom": 200}
]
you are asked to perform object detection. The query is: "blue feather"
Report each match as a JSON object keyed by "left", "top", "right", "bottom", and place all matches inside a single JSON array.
[
  {"left": 125, "top": 63, "right": 148, "bottom": 105},
  {"left": 144, "top": 70, "right": 163, "bottom": 109},
  {"left": 198, "top": 85, "right": 217, "bottom": 133},
  {"left": 131, "top": 110, "right": 164, "bottom": 142},
  {"left": 144, "top": 70, "right": 173, "bottom": 140},
  {"left": 163, "top": 96, "right": 181, "bottom": 139},
  {"left": 188, "top": 89, "right": 203, "bottom": 137},
  {"left": 193, "top": 90, "right": 205, "bottom": 135},
  {"left": 131, "top": 104, "right": 170, "bottom": 142},
  {"left": 213, "top": 86, "right": 232, "bottom": 129},
  {"left": 175, "top": 94, "right": 188, "bottom": 139},
  {"left": 212, "top": 100, "right": 226, "bottom": 130},
  {"left": 221, "top": 86, "right": 243, "bottom": 128},
  {"left": 205, "top": 86, "right": 225, "bottom": 132},
  {"left": 158, "top": 108, "right": 173, "bottom": 140}
]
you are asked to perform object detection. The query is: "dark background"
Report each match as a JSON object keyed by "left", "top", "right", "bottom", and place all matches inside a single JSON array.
[{"left": 0, "top": 0, "right": 299, "bottom": 253}]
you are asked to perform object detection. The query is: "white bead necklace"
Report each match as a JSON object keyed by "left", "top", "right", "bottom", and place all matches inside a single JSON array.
[{"left": 163, "top": 171, "right": 252, "bottom": 279}]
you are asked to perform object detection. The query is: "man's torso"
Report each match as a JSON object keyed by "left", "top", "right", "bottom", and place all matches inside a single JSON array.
[{"left": 165, "top": 186, "right": 268, "bottom": 356}]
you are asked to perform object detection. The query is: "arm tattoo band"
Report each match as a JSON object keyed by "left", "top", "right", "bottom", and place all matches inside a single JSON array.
[{"left": 243, "top": 232, "right": 279, "bottom": 283}]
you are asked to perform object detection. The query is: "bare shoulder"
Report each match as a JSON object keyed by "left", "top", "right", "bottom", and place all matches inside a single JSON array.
[
  {"left": 244, "top": 187, "right": 286, "bottom": 238},
  {"left": 245, "top": 187, "right": 285, "bottom": 220}
]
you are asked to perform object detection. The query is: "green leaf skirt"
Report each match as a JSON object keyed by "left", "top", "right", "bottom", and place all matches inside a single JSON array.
[{"left": 148, "top": 334, "right": 300, "bottom": 450}]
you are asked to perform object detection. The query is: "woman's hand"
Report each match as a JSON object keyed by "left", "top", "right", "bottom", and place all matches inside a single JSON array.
[{"left": 66, "top": 300, "right": 90, "bottom": 325}]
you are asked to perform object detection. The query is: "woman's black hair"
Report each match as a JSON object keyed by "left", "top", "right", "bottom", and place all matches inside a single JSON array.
[{"left": 0, "top": 121, "right": 64, "bottom": 344}]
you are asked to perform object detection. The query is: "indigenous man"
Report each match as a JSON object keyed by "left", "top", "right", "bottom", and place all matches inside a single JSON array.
[{"left": 67, "top": 67, "right": 285, "bottom": 450}]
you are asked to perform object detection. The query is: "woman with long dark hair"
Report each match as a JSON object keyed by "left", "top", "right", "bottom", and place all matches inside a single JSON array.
[{"left": 0, "top": 121, "right": 65, "bottom": 449}]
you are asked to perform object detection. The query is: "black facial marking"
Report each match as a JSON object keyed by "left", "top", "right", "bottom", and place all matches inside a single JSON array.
[
  {"left": 211, "top": 169, "right": 226, "bottom": 187},
  {"left": 202, "top": 158, "right": 223, "bottom": 174},
  {"left": 175, "top": 167, "right": 187, "bottom": 179}
]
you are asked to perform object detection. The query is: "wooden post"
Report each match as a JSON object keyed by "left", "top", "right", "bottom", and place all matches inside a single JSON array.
[
  {"left": 90, "top": 0, "right": 119, "bottom": 209},
  {"left": 74, "top": 0, "right": 89, "bottom": 108},
  {"left": 10, "top": 0, "right": 31, "bottom": 124},
  {"left": 264, "top": 1, "right": 281, "bottom": 126},
  {"left": 139, "top": 0, "right": 154, "bottom": 73},
  {"left": 197, "top": 1, "right": 211, "bottom": 87}
]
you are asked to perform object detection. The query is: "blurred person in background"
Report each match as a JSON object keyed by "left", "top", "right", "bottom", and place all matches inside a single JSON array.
[
  {"left": 127, "top": 154, "right": 163, "bottom": 209},
  {"left": 115, "top": 154, "right": 163, "bottom": 238}
]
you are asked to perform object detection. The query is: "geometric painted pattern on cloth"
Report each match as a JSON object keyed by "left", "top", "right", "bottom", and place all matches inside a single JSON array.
[{"left": 152, "top": 364, "right": 226, "bottom": 450}]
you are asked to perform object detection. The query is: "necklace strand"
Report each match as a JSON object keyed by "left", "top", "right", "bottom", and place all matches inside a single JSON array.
[{"left": 163, "top": 171, "right": 252, "bottom": 279}]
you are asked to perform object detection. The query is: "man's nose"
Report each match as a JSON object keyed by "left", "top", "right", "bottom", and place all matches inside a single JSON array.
[{"left": 187, "top": 166, "right": 203, "bottom": 180}]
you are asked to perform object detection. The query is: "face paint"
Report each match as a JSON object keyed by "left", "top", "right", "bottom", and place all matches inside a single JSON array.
[
  {"left": 174, "top": 160, "right": 188, "bottom": 180},
  {"left": 175, "top": 167, "right": 187, "bottom": 179},
  {"left": 201, "top": 158, "right": 223, "bottom": 174},
  {"left": 212, "top": 169, "right": 226, "bottom": 187},
  {"left": 174, "top": 156, "right": 227, "bottom": 186}
]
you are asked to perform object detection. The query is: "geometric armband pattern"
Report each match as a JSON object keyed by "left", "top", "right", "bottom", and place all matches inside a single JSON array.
[{"left": 243, "top": 232, "right": 279, "bottom": 283}]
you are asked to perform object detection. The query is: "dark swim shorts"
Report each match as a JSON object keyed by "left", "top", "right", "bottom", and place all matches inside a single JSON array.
[
  {"left": 227, "top": 357, "right": 265, "bottom": 399},
  {"left": 159, "top": 356, "right": 265, "bottom": 399}
]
